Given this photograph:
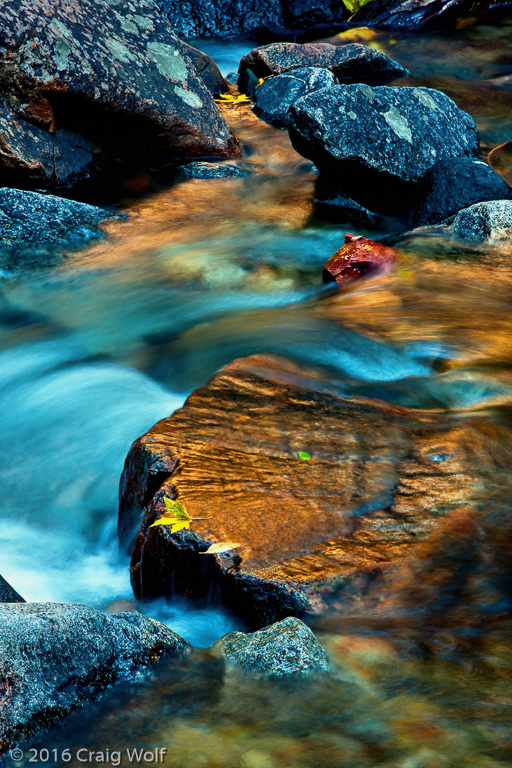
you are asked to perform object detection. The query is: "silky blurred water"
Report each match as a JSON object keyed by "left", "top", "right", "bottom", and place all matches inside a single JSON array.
[{"left": 1, "top": 17, "right": 512, "bottom": 767}]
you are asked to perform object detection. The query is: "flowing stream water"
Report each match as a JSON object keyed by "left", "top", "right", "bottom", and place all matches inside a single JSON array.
[{"left": 1, "top": 19, "right": 512, "bottom": 768}]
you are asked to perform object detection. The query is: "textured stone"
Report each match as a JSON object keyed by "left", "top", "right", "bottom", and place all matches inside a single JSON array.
[
  {"left": 414, "top": 157, "right": 512, "bottom": 226},
  {"left": 0, "top": 0, "right": 236, "bottom": 191},
  {"left": 0, "top": 603, "right": 189, "bottom": 753},
  {"left": 0, "top": 575, "right": 24, "bottom": 604},
  {"left": 214, "top": 617, "right": 330, "bottom": 676},
  {"left": 254, "top": 67, "right": 337, "bottom": 127},
  {"left": 0, "top": 188, "right": 113, "bottom": 248},
  {"left": 176, "top": 161, "right": 253, "bottom": 179},
  {"left": 240, "top": 42, "right": 409, "bottom": 83},
  {"left": 451, "top": 199, "right": 512, "bottom": 242},
  {"left": 322, "top": 233, "right": 398, "bottom": 285},
  {"left": 353, "top": 0, "right": 512, "bottom": 31},
  {"left": 181, "top": 41, "right": 228, "bottom": 96},
  {"left": 120, "top": 354, "right": 512, "bottom": 627},
  {"left": 288, "top": 84, "right": 479, "bottom": 189}
]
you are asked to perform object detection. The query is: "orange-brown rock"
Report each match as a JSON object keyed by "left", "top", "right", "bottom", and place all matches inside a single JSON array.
[
  {"left": 322, "top": 234, "right": 398, "bottom": 285},
  {"left": 119, "top": 354, "right": 512, "bottom": 627}
]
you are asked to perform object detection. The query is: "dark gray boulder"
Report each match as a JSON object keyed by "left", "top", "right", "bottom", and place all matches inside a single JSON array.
[
  {"left": 240, "top": 42, "right": 409, "bottom": 84},
  {"left": 288, "top": 84, "right": 479, "bottom": 191},
  {"left": 414, "top": 158, "right": 512, "bottom": 225},
  {"left": 451, "top": 200, "right": 512, "bottom": 242},
  {"left": 0, "top": 603, "right": 189, "bottom": 753},
  {"left": 0, "top": 0, "right": 236, "bottom": 193},
  {"left": 0, "top": 575, "right": 24, "bottom": 603},
  {"left": 181, "top": 41, "right": 228, "bottom": 96},
  {"left": 254, "top": 67, "right": 337, "bottom": 127},
  {"left": 238, "top": 68, "right": 261, "bottom": 98},
  {"left": 155, "top": 0, "right": 288, "bottom": 39},
  {"left": 0, "top": 189, "right": 113, "bottom": 248},
  {"left": 213, "top": 617, "right": 330, "bottom": 676}
]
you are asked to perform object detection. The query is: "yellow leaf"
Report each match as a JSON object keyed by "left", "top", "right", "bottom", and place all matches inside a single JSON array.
[
  {"left": 200, "top": 542, "right": 240, "bottom": 555},
  {"left": 150, "top": 516, "right": 191, "bottom": 533}
]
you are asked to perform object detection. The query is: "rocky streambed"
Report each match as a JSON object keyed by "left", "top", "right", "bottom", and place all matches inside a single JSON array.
[{"left": 1, "top": 1, "right": 512, "bottom": 765}]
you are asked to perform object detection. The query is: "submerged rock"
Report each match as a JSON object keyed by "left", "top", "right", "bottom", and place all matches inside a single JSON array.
[
  {"left": 451, "top": 199, "right": 512, "bottom": 242},
  {"left": 176, "top": 161, "right": 253, "bottom": 179},
  {"left": 322, "top": 233, "right": 398, "bottom": 284},
  {"left": 0, "top": 575, "right": 24, "bottom": 603},
  {"left": 0, "top": 603, "right": 189, "bottom": 753},
  {"left": 0, "top": 0, "right": 236, "bottom": 193},
  {"left": 254, "top": 67, "right": 337, "bottom": 127},
  {"left": 288, "top": 85, "right": 479, "bottom": 199},
  {"left": 120, "top": 354, "right": 512, "bottom": 627},
  {"left": 214, "top": 617, "right": 330, "bottom": 676},
  {"left": 414, "top": 158, "right": 512, "bottom": 226},
  {"left": 240, "top": 42, "right": 409, "bottom": 83},
  {"left": 314, "top": 192, "right": 380, "bottom": 227},
  {"left": 0, "top": 188, "right": 113, "bottom": 248}
]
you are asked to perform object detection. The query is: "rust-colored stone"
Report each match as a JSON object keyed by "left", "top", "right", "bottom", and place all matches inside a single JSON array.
[
  {"left": 119, "top": 354, "right": 512, "bottom": 627},
  {"left": 322, "top": 233, "right": 398, "bottom": 285}
]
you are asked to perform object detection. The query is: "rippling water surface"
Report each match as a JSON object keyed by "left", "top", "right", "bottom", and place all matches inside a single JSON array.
[{"left": 2, "top": 17, "right": 512, "bottom": 767}]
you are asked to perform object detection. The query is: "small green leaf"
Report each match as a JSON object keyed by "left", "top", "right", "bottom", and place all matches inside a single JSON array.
[
  {"left": 163, "top": 498, "right": 191, "bottom": 520},
  {"left": 299, "top": 451, "right": 311, "bottom": 460}
]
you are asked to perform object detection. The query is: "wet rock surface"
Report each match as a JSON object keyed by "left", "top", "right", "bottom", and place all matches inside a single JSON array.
[
  {"left": 240, "top": 42, "right": 409, "bottom": 83},
  {"left": 0, "top": 603, "right": 189, "bottom": 753},
  {"left": 353, "top": 0, "right": 512, "bottom": 31},
  {"left": 181, "top": 41, "right": 228, "bottom": 96},
  {"left": 253, "top": 67, "right": 337, "bottom": 127},
  {"left": 288, "top": 85, "right": 480, "bottom": 200},
  {"left": 0, "top": 189, "right": 113, "bottom": 248},
  {"left": 120, "top": 354, "right": 512, "bottom": 627},
  {"left": 450, "top": 199, "right": 512, "bottom": 242},
  {"left": 0, "top": 0, "right": 236, "bottom": 193},
  {"left": 414, "top": 157, "right": 512, "bottom": 226},
  {"left": 0, "top": 575, "right": 24, "bottom": 604},
  {"left": 314, "top": 192, "right": 380, "bottom": 226},
  {"left": 214, "top": 617, "right": 330, "bottom": 676},
  {"left": 322, "top": 234, "right": 398, "bottom": 285},
  {"left": 176, "top": 161, "right": 253, "bottom": 179}
]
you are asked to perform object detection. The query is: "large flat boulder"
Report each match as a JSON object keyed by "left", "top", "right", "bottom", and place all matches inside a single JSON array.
[
  {"left": 0, "top": 0, "right": 236, "bottom": 192},
  {"left": 288, "top": 84, "right": 479, "bottom": 188},
  {"left": 120, "top": 355, "right": 512, "bottom": 627},
  {"left": 239, "top": 42, "right": 409, "bottom": 83},
  {"left": 0, "top": 603, "right": 189, "bottom": 753}
]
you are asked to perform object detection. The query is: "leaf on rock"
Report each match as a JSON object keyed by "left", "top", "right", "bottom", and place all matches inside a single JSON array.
[
  {"left": 299, "top": 451, "right": 311, "bottom": 460},
  {"left": 163, "top": 498, "right": 191, "bottom": 520},
  {"left": 200, "top": 542, "right": 240, "bottom": 555}
]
